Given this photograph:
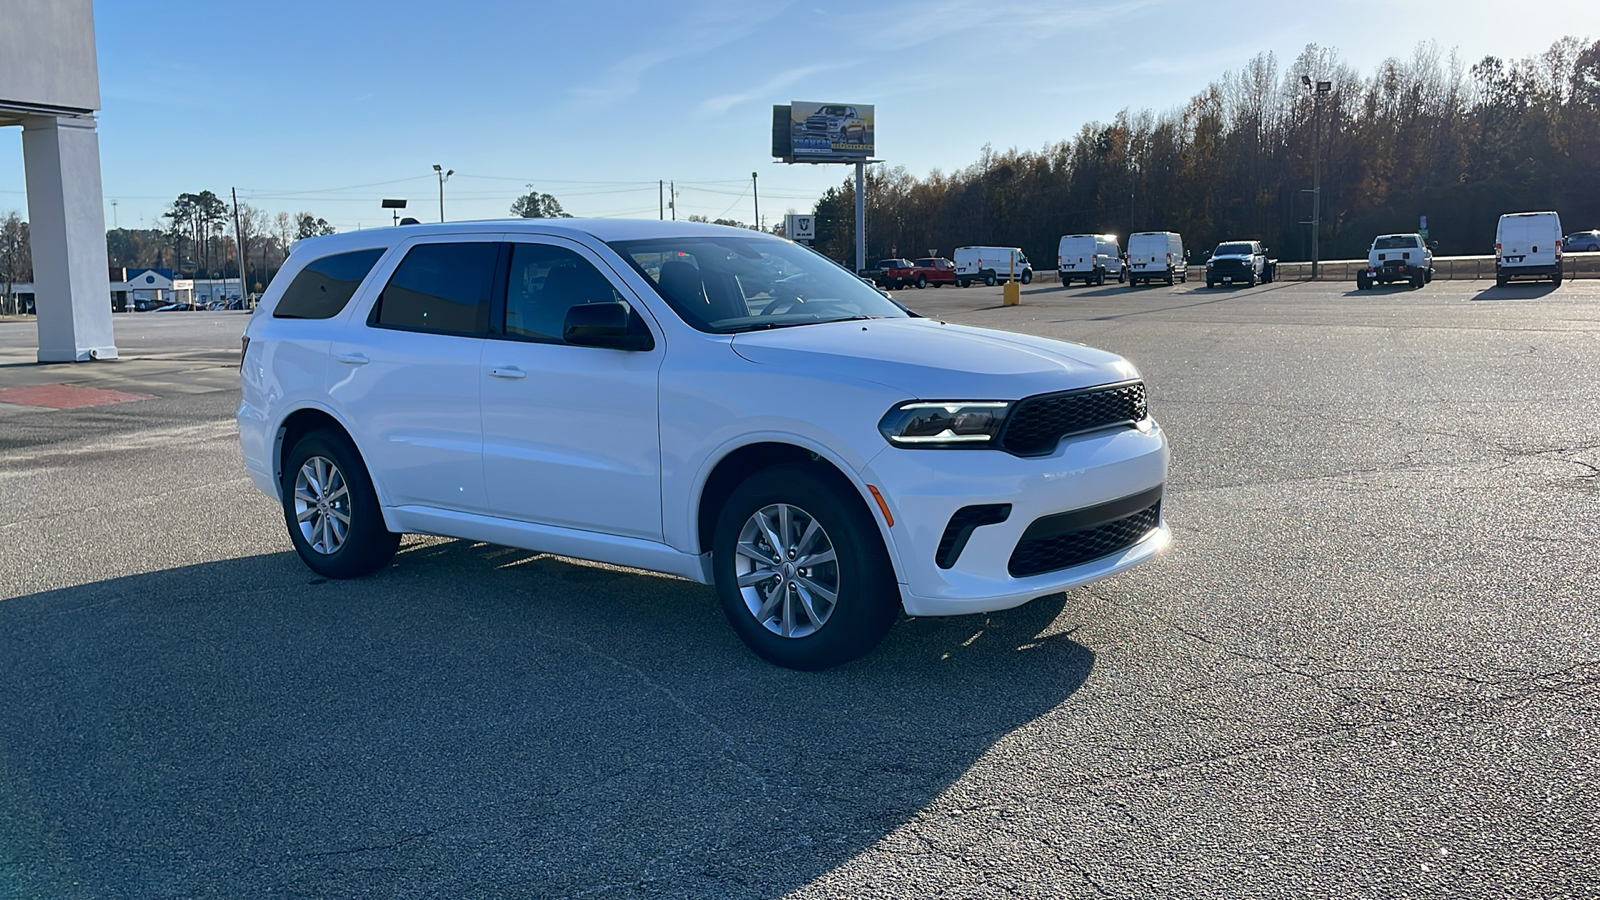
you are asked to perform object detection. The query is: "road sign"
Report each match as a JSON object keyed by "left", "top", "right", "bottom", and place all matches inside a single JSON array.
[{"left": 786, "top": 214, "right": 815, "bottom": 241}]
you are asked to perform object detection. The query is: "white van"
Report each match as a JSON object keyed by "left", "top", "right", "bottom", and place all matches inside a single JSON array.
[
  {"left": 1126, "top": 232, "right": 1186, "bottom": 287},
  {"left": 955, "top": 247, "right": 1032, "bottom": 287},
  {"left": 1057, "top": 234, "right": 1122, "bottom": 286},
  {"left": 1495, "top": 211, "right": 1564, "bottom": 286}
]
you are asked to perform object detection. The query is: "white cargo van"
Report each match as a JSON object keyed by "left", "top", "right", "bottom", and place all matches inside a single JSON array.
[
  {"left": 1057, "top": 234, "right": 1123, "bottom": 286},
  {"left": 1495, "top": 211, "right": 1564, "bottom": 286},
  {"left": 955, "top": 247, "right": 1031, "bottom": 287},
  {"left": 1127, "top": 232, "right": 1186, "bottom": 287}
]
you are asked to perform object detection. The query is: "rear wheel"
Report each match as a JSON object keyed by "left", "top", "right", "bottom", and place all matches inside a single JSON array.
[
  {"left": 1164, "top": 271, "right": 1175, "bottom": 286},
  {"left": 915, "top": 274, "right": 927, "bottom": 289},
  {"left": 1356, "top": 272, "right": 1371, "bottom": 290},
  {"left": 1496, "top": 273, "right": 1508, "bottom": 287},
  {"left": 282, "top": 429, "right": 399, "bottom": 579},
  {"left": 712, "top": 466, "right": 898, "bottom": 670},
  {"left": 1553, "top": 271, "right": 1563, "bottom": 286},
  {"left": 958, "top": 278, "right": 969, "bottom": 288},
  {"left": 984, "top": 271, "right": 997, "bottom": 287}
]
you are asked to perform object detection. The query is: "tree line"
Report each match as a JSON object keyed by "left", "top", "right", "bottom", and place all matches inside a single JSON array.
[{"left": 805, "top": 38, "right": 1600, "bottom": 266}]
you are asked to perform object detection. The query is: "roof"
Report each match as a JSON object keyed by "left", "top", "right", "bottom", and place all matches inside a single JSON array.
[{"left": 289, "top": 218, "right": 785, "bottom": 257}]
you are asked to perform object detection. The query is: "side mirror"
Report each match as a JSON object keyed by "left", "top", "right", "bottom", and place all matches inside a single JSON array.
[{"left": 563, "top": 301, "right": 654, "bottom": 351}]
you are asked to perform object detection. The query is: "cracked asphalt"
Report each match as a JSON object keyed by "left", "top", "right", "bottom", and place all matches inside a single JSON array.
[{"left": 1, "top": 277, "right": 1597, "bottom": 898}]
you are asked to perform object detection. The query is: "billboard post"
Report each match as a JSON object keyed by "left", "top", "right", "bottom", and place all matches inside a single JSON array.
[{"left": 855, "top": 162, "right": 865, "bottom": 276}]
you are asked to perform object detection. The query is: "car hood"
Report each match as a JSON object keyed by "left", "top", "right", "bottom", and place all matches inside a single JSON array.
[{"left": 730, "top": 318, "right": 1138, "bottom": 398}]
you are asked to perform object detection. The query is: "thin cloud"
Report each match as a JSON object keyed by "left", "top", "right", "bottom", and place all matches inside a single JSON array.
[{"left": 698, "top": 64, "right": 832, "bottom": 115}]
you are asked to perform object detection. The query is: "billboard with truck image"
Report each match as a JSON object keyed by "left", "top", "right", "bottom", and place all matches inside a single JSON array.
[{"left": 775, "top": 102, "right": 874, "bottom": 163}]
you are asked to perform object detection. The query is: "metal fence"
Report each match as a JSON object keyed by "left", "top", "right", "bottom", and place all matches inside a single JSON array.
[{"left": 1267, "top": 252, "right": 1600, "bottom": 282}]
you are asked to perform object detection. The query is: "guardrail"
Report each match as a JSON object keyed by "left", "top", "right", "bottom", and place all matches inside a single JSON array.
[{"left": 1266, "top": 252, "right": 1600, "bottom": 281}]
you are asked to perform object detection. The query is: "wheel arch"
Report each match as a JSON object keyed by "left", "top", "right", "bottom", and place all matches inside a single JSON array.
[
  {"left": 273, "top": 404, "right": 365, "bottom": 502},
  {"left": 692, "top": 440, "right": 904, "bottom": 585}
]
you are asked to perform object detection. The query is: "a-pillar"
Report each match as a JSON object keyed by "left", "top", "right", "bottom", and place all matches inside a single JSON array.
[{"left": 21, "top": 114, "right": 117, "bottom": 362}]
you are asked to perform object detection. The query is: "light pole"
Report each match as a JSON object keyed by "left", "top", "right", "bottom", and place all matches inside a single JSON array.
[
  {"left": 1303, "top": 75, "right": 1331, "bottom": 279},
  {"left": 433, "top": 164, "right": 453, "bottom": 222},
  {"left": 751, "top": 172, "right": 760, "bottom": 232}
]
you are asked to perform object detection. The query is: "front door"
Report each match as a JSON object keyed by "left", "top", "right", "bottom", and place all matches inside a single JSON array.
[{"left": 480, "top": 237, "right": 664, "bottom": 541}]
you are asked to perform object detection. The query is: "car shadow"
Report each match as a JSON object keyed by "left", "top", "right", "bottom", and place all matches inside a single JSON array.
[
  {"left": 1342, "top": 283, "right": 1425, "bottom": 297},
  {"left": 1471, "top": 282, "right": 1560, "bottom": 301},
  {"left": 0, "top": 542, "right": 1095, "bottom": 897}
]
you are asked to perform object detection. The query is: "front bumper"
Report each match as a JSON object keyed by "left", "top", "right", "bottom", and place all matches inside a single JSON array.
[{"left": 861, "top": 423, "right": 1169, "bottom": 617}]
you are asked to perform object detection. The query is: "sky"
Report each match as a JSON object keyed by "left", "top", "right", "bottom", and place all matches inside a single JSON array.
[{"left": 0, "top": 0, "right": 1587, "bottom": 234}]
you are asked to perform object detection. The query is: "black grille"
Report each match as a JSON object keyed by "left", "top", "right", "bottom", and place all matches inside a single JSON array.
[
  {"left": 999, "top": 382, "right": 1146, "bottom": 457},
  {"left": 935, "top": 504, "right": 1011, "bottom": 569},
  {"left": 1008, "top": 498, "right": 1162, "bottom": 578},
  {"left": 1210, "top": 258, "right": 1250, "bottom": 273}
]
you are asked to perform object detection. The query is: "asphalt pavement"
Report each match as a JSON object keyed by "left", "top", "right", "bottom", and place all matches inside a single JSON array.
[{"left": 1, "top": 279, "right": 1596, "bottom": 898}]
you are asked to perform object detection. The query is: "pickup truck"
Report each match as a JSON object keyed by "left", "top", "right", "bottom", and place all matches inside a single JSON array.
[
  {"left": 1204, "top": 241, "right": 1276, "bottom": 287},
  {"left": 1357, "top": 234, "right": 1434, "bottom": 289},
  {"left": 886, "top": 257, "right": 958, "bottom": 289},
  {"left": 859, "top": 258, "right": 913, "bottom": 288}
]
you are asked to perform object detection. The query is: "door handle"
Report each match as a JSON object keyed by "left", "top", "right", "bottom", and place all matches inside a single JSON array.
[
  {"left": 489, "top": 366, "right": 527, "bottom": 380},
  {"left": 335, "top": 352, "right": 369, "bottom": 365}
]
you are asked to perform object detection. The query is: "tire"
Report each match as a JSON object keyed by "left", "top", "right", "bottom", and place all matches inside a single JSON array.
[
  {"left": 1094, "top": 269, "right": 1106, "bottom": 286},
  {"left": 282, "top": 429, "right": 400, "bottom": 579},
  {"left": 712, "top": 465, "right": 898, "bottom": 670},
  {"left": 1263, "top": 265, "right": 1274, "bottom": 284},
  {"left": 933, "top": 281, "right": 943, "bottom": 288},
  {"left": 1181, "top": 271, "right": 1189, "bottom": 283},
  {"left": 1496, "top": 273, "right": 1507, "bottom": 287},
  {"left": 1021, "top": 269, "right": 1032, "bottom": 285},
  {"left": 1164, "top": 271, "right": 1175, "bottom": 286},
  {"left": 984, "top": 271, "right": 997, "bottom": 287},
  {"left": 1356, "top": 272, "right": 1370, "bottom": 290},
  {"left": 1411, "top": 273, "right": 1425, "bottom": 289},
  {"left": 915, "top": 275, "right": 927, "bottom": 289},
  {"left": 1553, "top": 271, "right": 1563, "bottom": 286},
  {"left": 1060, "top": 276, "right": 1071, "bottom": 287},
  {"left": 1206, "top": 279, "right": 1215, "bottom": 289},
  {"left": 1425, "top": 269, "right": 1434, "bottom": 284}
]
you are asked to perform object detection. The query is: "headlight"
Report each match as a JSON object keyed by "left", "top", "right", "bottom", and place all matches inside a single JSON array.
[{"left": 879, "top": 401, "right": 1012, "bottom": 448}]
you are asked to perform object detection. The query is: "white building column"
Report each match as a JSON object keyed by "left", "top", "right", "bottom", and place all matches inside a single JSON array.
[{"left": 21, "top": 114, "right": 117, "bottom": 362}]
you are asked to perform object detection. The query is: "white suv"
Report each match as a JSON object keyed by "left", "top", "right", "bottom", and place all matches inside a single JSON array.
[{"left": 238, "top": 220, "right": 1169, "bottom": 669}]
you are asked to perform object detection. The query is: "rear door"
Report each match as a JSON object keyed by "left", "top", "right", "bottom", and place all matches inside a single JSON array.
[
  {"left": 330, "top": 234, "right": 500, "bottom": 513},
  {"left": 480, "top": 235, "right": 665, "bottom": 541}
]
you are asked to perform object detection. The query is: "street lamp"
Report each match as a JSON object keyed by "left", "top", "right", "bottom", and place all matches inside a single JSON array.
[
  {"left": 1303, "top": 75, "right": 1332, "bottom": 279},
  {"left": 433, "top": 164, "right": 453, "bottom": 222}
]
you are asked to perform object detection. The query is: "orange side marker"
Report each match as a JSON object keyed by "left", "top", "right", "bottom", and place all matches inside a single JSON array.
[{"left": 866, "top": 485, "right": 894, "bottom": 527}]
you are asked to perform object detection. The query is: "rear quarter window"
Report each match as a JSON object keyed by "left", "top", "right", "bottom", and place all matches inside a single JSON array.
[{"left": 272, "top": 248, "right": 387, "bottom": 319}]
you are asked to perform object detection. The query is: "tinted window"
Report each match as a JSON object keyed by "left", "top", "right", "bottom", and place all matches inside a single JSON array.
[
  {"left": 273, "top": 248, "right": 385, "bottom": 319},
  {"left": 1374, "top": 236, "right": 1419, "bottom": 250},
  {"left": 504, "top": 244, "right": 627, "bottom": 342},
  {"left": 371, "top": 242, "right": 497, "bottom": 336},
  {"left": 1215, "top": 242, "right": 1254, "bottom": 255}
]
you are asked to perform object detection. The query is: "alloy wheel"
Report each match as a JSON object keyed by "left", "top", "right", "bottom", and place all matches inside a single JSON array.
[
  {"left": 734, "top": 503, "right": 840, "bottom": 638},
  {"left": 293, "top": 455, "right": 351, "bottom": 555}
]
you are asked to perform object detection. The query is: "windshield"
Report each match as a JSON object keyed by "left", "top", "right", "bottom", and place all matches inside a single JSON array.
[
  {"left": 609, "top": 235, "right": 909, "bottom": 334},
  {"left": 1215, "top": 242, "right": 1254, "bottom": 256},
  {"left": 1374, "top": 236, "right": 1418, "bottom": 250}
]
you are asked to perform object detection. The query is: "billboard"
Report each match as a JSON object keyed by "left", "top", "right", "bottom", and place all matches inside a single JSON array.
[{"left": 772, "top": 102, "right": 874, "bottom": 163}]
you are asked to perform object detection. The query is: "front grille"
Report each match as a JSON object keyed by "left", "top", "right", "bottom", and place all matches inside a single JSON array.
[
  {"left": 999, "top": 381, "right": 1146, "bottom": 457},
  {"left": 1210, "top": 258, "right": 1249, "bottom": 273},
  {"left": 1008, "top": 496, "right": 1162, "bottom": 578}
]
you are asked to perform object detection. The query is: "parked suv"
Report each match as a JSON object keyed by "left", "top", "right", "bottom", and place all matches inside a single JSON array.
[{"left": 238, "top": 221, "right": 1169, "bottom": 669}]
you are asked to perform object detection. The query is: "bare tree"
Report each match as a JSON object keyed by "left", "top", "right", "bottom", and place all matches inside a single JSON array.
[{"left": 1, "top": 211, "right": 31, "bottom": 315}]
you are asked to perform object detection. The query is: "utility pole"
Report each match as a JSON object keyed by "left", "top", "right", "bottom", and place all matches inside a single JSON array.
[
  {"left": 111, "top": 199, "right": 118, "bottom": 229},
  {"left": 751, "top": 171, "right": 760, "bottom": 232},
  {"left": 433, "top": 164, "right": 453, "bottom": 222},
  {"left": 231, "top": 187, "right": 245, "bottom": 305},
  {"left": 670, "top": 181, "right": 676, "bottom": 221},
  {"left": 659, "top": 180, "right": 664, "bottom": 220},
  {"left": 1303, "top": 76, "right": 1331, "bottom": 279}
]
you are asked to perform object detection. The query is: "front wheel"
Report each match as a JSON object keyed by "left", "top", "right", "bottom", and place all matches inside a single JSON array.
[
  {"left": 915, "top": 275, "right": 927, "bottom": 289},
  {"left": 958, "top": 278, "right": 970, "bottom": 288},
  {"left": 282, "top": 429, "right": 400, "bottom": 579},
  {"left": 713, "top": 466, "right": 898, "bottom": 670},
  {"left": 1021, "top": 269, "right": 1032, "bottom": 285}
]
